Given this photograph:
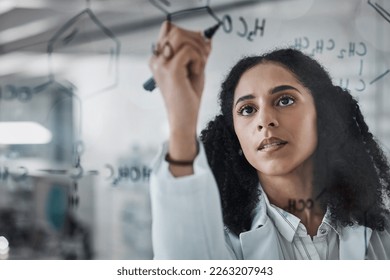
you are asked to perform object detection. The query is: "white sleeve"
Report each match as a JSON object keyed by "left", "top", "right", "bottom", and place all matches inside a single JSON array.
[{"left": 150, "top": 141, "right": 234, "bottom": 259}]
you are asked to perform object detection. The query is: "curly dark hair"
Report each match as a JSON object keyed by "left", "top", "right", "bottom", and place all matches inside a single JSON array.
[{"left": 200, "top": 48, "right": 390, "bottom": 235}]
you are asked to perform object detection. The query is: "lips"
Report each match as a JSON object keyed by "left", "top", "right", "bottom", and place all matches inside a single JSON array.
[{"left": 258, "top": 137, "right": 288, "bottom": 151}]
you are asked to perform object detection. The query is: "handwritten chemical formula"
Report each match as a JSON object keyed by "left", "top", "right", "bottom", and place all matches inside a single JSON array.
[
  {"left": 220, "top": 14, "right": 266, "bottom": 42},
  {"left": 111, "top": 164, "right": 152, "bottom": 186},
  {"left": 292, "top": 36, "right": 390, "bottom": 93}
]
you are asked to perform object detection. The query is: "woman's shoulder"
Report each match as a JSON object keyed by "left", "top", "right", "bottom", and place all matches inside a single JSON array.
[{"left": 367, "top": 214, "right": 390, "bottom": 259}]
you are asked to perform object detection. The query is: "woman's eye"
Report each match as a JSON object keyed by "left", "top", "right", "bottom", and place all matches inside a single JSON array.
[
  {"left": 277, "top": 96, "right": 295, "bottom": 107},
  {"left": 238, "top": 105, "right": 256, "bottom": 116}
]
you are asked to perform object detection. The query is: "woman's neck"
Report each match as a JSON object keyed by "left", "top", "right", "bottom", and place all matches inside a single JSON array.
[{"left": 258, "top": 163, "right": 324, "bottom": 237}]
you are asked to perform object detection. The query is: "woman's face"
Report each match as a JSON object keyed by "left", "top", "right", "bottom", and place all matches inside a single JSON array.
[{"left": 232, "top": 62, "right": 317, "bottom": 178}]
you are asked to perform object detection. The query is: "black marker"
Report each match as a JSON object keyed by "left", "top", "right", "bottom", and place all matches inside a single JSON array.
[{"left": 143, "top": 22, "right": 221, "bottom": 92}]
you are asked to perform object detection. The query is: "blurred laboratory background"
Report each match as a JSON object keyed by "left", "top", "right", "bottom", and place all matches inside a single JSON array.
[{"left": 0, "top": 0, "right": 389, "bottom": 259}]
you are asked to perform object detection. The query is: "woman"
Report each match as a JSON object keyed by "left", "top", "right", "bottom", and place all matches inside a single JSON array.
[{"left": 149, "top": 22, "right": 390, "bottom": 259}]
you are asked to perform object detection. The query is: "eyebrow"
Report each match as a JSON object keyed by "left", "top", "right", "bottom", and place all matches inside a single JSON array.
[
  {"left": 234, "top": 94, "right": 255, "bottom": 107},
  {"left": 271, "top": 85, "right": 300, "bottom": 94},
  {"left": 234, "top": 84, "right": 300, "bottom": 107}
]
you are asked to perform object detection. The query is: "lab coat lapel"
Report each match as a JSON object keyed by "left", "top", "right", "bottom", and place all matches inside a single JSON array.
[
  {"left": 339, "top": 225, "right": 372, "bottom": 259},
  {"left": 240, "top": 220, "right": 283, "bottom": 259}
]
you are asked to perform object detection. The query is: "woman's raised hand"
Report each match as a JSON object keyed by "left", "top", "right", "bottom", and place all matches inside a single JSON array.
[{"left": 149, "top": 21, "right": 212, "bottom": 176}]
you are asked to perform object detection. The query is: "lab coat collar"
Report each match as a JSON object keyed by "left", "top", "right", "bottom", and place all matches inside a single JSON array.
[
  {"left": 240, "top": 188, "right": 297, "bottom": 259},
  {"left": 263, "top": 190, "right": 300, "bottom": 242},
  {"left": 241, "top": 185, "right": 372, "bottom": 259},
  {"left": 251, "top": 189, "right": 299, "bottom": 243},
  {"left": 322, "top": 211, "right": 342, "bottom": 236}
]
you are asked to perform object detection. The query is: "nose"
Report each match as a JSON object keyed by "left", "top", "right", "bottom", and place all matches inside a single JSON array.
[{"left": 257, "top": 108, "right": 279, "bottom": 131}]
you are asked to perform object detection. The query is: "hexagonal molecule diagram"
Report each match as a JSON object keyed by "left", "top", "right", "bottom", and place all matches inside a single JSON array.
[
  {"left": 47, "top": 7, "right": 120, "bottom": 98},
  {"left": 150, "top": 0, "right": 221, "bottom": 30}
]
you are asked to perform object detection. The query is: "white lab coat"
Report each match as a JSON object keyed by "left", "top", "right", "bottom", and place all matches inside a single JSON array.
[{"left": 150, "top": 142, "right": 390, "bottom": 259}]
